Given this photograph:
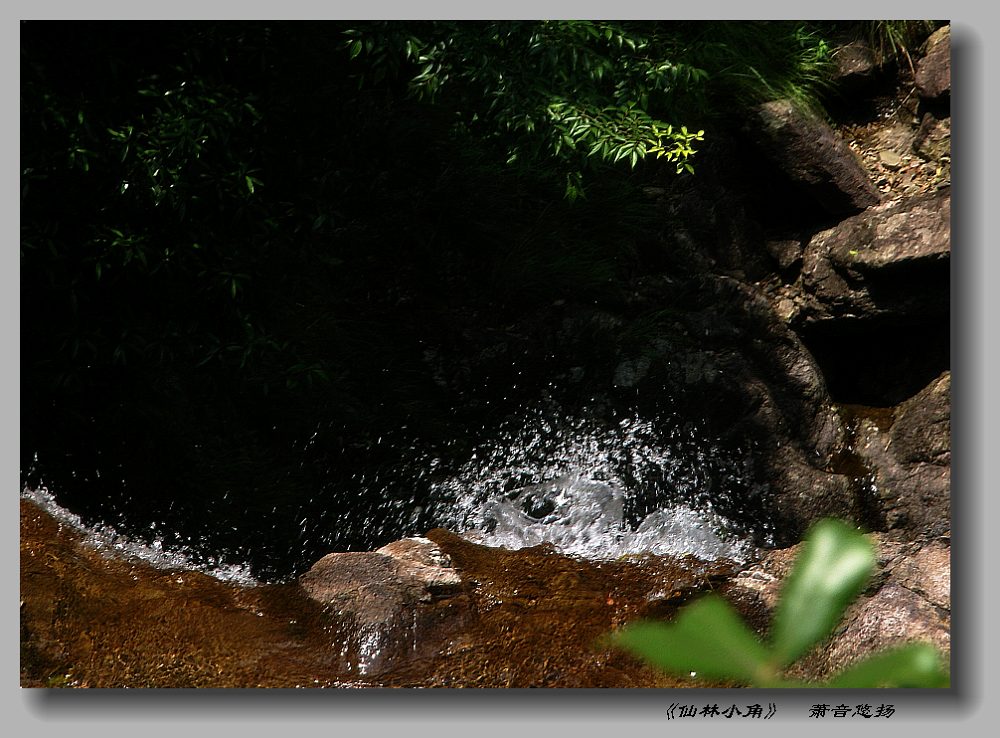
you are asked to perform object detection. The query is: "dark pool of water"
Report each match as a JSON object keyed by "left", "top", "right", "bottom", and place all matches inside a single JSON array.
[{"left": 23, "top": 342, "right": 775, "bottom": 581}]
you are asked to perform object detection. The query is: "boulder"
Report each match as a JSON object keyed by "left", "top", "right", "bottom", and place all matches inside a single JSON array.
[
  {"left": 915, "top": 25, "right": 951, "bottom": 100},
  {"left": 891, "top": 538, "right": 951, "bottom": 610},
  {"left": 766, "top": 238, "right": 805, "bottom": 275},
  {"left": 745, "top": 99, "right": 881, "bottom": 215},
  {"left": 723, "top": 533, "right": 950, "bottom": 683},
  {"left": 299, "top": 537, "right": 462, "bottom": 612},
  {"left": 799, "top": 188, "right": 950, "bottom": 323},
  {"left": 854, "top": 372, "right": 951, "bottom": 537},
  {"left": 913, "top": 112, "right": 951, "bottom": 162},
  {"left": 298, "top": 537, "right": 464, "bottom": 674},
  {"left": 642, "top": 275, "right": 844, "bottom": 461},
  {"left": 831, "top": 40, "right": 877, "bottom": 82},
  {"left": 891, "top": 370, "right": 951, "bottom": 466},
  {"left": 821, "top": 582, "right": 950, "bottom": 679}
]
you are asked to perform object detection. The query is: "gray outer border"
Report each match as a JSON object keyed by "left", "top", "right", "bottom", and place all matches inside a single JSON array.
[{"left": 9, "top": 1, "right": 994, "bottom": 735}]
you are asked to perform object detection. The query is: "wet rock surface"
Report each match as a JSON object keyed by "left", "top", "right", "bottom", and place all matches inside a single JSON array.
[
  {"left": 22, "top": 492, "right": 950, "bottom": 688},
  {"left": 377, "top": 528, "right": 743, "bottom": 687},
  {"left": 853, "top": 372, "right": 951, "bottom": 538},
  {"left": 20, "top": 497, "right": 740, "bottom": 688},
  {"left": 19, "top": 498, "right": 350, "bottom": 688}
]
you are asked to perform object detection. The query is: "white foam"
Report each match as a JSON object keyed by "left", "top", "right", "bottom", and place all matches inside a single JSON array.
[
  {"left": 426, "top": 403, "right": 754, "bottom": 563},
  {"left": 21, "top": 485, "right": 259, "bottom": 586},
  {"left": 463, "top": 474, "right": 749, "bottom": 562}
]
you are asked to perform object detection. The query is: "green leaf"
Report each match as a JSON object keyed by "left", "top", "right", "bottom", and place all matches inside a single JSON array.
[
  {"left": 349, "top": 40, "right": 363, "bottom": 59},
  {"left": 826, "top": 643, "right": 950, "bottom": 688},
  {"left": 769, "top": 519, "right": 875, "bottom": 667},
  {"left": 611, "top": 595, "right": 771, "bottom": 684}
]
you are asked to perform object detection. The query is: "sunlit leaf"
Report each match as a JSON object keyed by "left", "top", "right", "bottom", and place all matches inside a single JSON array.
[{"left": 770, "top": 519, "right": 875, "bottom": 666}]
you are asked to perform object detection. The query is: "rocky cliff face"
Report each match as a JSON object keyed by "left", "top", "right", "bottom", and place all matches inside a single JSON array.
[{"left": 638, "top": 25, "right": 952, "bottom": 544}]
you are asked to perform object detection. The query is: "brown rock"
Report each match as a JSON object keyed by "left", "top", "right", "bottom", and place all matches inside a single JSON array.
[
  {"left": 722, "top": 543, "right": 800, "bottom": 631},
  {"left": 298, "top": 538, "right": 464, "bottom": 675},
  {"left": 301, "top": 537, "right": 462, "bottom": 609},
  {"left": 746, "top": 99, "right": 881, "bottom": 215},
  {"left": 915, "top": 25, "right": 951, "bottom": 100},
  {"left": 892, "top": 539, "right": 950, "bottom": 610},
  {"left": 891, "top": 372, "right": 951, "bottom": 466},
  {"left": 765, "top": 446, "right": 859, "bottom": 540},
  {"left": 766, "top": 239, "right": 804, "bottom": 273},
  {"left": 913, "top": 113, "right": 951, "bottom": 162},
  {"left": 852, "top": 373, "right": 950, "bottom": 537},
  {"left": 824, "top": 583, "right": 950, "bottom": 678},
  {"left": 831, "top": 40, "right": 877, "bottom": 80},
  {"left": 800, "top": 188, "right": 950, "bottom": 322},
  {"left": 724, "top": 534, "right": 950, "bottom": 684}
]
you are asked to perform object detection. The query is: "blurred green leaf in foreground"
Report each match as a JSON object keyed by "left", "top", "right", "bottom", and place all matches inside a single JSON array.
[{"left": 611, "top": 518, "right": 950, "bottom": 688}]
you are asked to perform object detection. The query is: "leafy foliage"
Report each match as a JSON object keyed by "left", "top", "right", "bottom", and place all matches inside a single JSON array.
[
  {"left": 343, "top": 21, "right": 835, "bottom": 196},
  {"left": 611, "top": 519, "right": 950, "bottom": 687},
  {"left": 866, "top": 20, "right": 942, "bottom": 72}
]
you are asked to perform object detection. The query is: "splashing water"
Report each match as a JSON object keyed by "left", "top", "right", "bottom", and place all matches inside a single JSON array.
[
  {"left": 462, "top": 475, "right": 749, "bottom": 561},
  {"left": 422, "top": 401, "right": 762, "bottom": 562},
  {"left": 21, "top": 486, "right": 258, "bottom": 586},
  {"left": 22, "top": 397, "right": 767, "bottom": 578}
]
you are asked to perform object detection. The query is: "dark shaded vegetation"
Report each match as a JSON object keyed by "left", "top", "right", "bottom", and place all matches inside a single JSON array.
[{"left": 20, "top": 20, "right": 942, "bottom": 578}]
